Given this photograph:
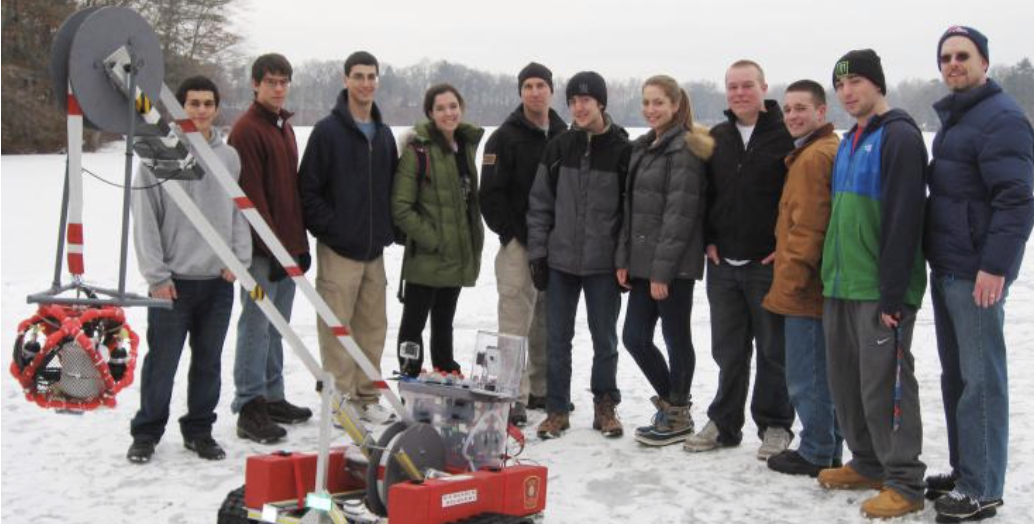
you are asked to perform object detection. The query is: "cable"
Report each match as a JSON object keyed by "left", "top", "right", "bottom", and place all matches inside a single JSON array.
[
  {"left": 80, "top": 166, "right": 185, "bottom": 190},
  {"left": 80, "top": 139, "right": 194, "bottom": 190}
]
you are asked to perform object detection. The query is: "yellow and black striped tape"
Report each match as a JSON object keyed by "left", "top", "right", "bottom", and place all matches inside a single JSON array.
[
  {"left": 249, "top": 286, "right": 265, "bottom": 301},
  {"left": 135, "top": 94, "right": 152, "bottom": 114}
]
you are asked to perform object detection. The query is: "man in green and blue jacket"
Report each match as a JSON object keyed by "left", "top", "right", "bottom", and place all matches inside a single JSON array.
[{"left": 816, "top": 49, "right": 928, "bottom": 520}]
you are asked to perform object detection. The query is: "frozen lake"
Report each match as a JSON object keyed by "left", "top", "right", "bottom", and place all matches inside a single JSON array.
[{"left": 2, "top": 128, "right": 1032, "bottom": 523}]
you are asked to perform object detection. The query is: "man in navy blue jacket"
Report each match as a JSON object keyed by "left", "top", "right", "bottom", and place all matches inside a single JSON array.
[
  {"left": 924, "top": 26, "right": 1034, "bottom": 523},
  {"left": 298, "top": 51, "right": 399, "bottom": 425}
]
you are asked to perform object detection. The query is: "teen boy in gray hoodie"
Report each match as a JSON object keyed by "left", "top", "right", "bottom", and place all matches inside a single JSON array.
[{"left": 127, "top": 76, "right": 251, "bottom": 464}]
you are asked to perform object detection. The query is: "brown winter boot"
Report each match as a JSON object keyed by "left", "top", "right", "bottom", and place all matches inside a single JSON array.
[
  {"left": 861, "top": 488, "right": 924, "bottom": 518},
  {"left": 635, "top": 396, "right": 673, "bottom": 438},
  {"left": 536, "top": 412, "right": 570, "bottom": 440},
  {"left": 592, "top": 396, "right": 623, "bottom": 438},
  {"left": 817, "top": 465, "right": 884, "bottom": 490}
]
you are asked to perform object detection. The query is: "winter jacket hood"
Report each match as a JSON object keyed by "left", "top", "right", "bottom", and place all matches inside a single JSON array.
[
  {"left": 299, "top": 89, "right": 398, "bottom": 262},
  {"left": 926, "top": 79, "right": 1034, "bottom": 282},
  {"left": 763, "top": 123, "right": 838, "bottom": 317},
  {"left": 684, "top": 123, "right": 716, "bottom": 161}
]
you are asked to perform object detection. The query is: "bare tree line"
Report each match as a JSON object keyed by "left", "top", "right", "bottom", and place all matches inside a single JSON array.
[{"left": 4, "top": 0, "right": 1033, "bottom": 153}]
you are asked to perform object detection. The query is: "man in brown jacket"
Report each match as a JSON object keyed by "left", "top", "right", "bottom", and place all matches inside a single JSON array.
[
  {"left": 762, "top": 79, "right": 842, "bottom": 477},
  {"left": 230, "top": 53, "right": 312, "bottom": 444}
]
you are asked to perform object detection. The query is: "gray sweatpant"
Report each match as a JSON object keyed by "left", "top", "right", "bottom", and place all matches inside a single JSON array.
[{"left": 823, "top": 298, "right": 926, "bottom": 501}]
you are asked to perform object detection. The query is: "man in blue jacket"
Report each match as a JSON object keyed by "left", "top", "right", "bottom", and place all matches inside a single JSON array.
[
  {"left": 924, "top": 26, "right": 1034, "bottom": 523},
  {"left": 298, "top": 51, "right": 399, "bottom": 425}
]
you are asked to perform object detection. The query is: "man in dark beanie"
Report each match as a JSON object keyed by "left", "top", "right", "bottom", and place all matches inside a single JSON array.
[
  {"left": 816, "top": 49, "right": 929, "bottom": 519},
  {"left": 479, "top": 62, "right": 567, "bottom": 427},
  {"left": 528, "top": 70, "right": 631, "bottom": 440},
  {"left": 565, "top": 71, "right": 607, "bottom": 109},
  {"left": 936, "top": 25, "right": 990, "bottom": 67},
  {"left": 925, "top": 26, "right": 1033, "bottom": 523},
  {"left": 517, "top": 62, "right": 554, "bottom": 94},
  {"left": 830, "top": 49, "right": 886, "bottom": 95}
]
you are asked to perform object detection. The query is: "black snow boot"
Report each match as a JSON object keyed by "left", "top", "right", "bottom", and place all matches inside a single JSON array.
[
  {"left": 267, "top": 399, "right": 312, "bottom": 424},
  {"left": 237, "top": 397, "right": 286, "bottom": 444}
]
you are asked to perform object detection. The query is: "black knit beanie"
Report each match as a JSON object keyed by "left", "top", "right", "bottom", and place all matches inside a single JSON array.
[
  {"left": 518, "top": 62, "right": 554, "bottom": 93},
  {"left": 938, "top": 25, "right": 990, "bottom": 67},
  {"left": 565, "top": 71, "right": 607, "bottom": 109},
  {"left": 832, "top": 49, "right": 886, "bottom": 95}
]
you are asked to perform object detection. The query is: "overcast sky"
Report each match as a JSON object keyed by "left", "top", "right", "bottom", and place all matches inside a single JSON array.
[{"left": 238, "top": 0, "right": 1031, "bottom": 87}]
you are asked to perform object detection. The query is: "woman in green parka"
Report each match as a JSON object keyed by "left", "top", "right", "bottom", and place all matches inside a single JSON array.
[{"left": 393, "top": 83, "right": 484, "bottom": 376}]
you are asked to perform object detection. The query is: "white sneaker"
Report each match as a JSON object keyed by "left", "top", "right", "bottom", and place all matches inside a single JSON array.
[
  {"left": 757, "top": 427, "right": 792, "bottom": 460},
  {"left": 683, "top": 420, "right": 723, "bottom": 452},
  {"left": 357, "top": 401, "right": 398, "bottom": 425}
]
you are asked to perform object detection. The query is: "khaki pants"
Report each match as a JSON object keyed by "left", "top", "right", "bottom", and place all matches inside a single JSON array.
[
  {"left": 316, "top": 243, "right": 387, "bottom": 404},
  {"left": 494, "top": 239, "right": 547, "bottom": 403}
]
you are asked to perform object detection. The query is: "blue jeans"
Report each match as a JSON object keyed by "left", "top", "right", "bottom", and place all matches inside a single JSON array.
[
  {"left": 705, "top": 261, "right": 793, "bottom": 443},
  {"left": 546, "top": 269, "right": 621, "bottom": 414},
  {"left": 931, "top": 273, "right": 1009, "bottom": 501},
  {"left": 784, "top": 316, "right": 842, "bottom": 466},
  {"left": 130, "top": 278, "right": 233, "bottom": 441},
  {"left": 232, "top": 254, "right": 296, "bottom": 413},
  {"left": 622, "top": 278, "right": 695, "bottom": 406}
]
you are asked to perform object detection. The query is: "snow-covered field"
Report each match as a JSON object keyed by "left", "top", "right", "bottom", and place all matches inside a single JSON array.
[{"left": 3, "top": 129, "right": 1033, "bottom": 523}]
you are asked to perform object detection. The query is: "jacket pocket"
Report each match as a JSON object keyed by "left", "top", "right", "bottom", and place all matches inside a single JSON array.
[{"left": 966, "top": 201, "right": 990, "bottom": 252}]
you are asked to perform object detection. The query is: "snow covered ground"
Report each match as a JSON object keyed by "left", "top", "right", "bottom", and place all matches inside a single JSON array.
[{"left": 3, "top": 129, "right": 1033, "bottom": 523}]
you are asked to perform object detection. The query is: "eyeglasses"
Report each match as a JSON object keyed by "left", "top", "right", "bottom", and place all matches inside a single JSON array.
[
  {"left": 939, "top": 52, "right": 971, "bottom": 65},
  {"left": 261, "top": 77, "right": 291, "bottom": 88}
]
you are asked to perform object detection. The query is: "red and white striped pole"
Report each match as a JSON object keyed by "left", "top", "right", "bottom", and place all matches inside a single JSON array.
[{"left": 65, "top": 83, "right": 85, "bottom": 277}]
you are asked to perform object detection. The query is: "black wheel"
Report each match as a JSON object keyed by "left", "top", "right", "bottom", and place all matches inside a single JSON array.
[
  {"left": 364, "top": 420, "right": 410, "bottom": 516},
  {"left": 217, "top": 485, "right": 256, "bottom": 524}
]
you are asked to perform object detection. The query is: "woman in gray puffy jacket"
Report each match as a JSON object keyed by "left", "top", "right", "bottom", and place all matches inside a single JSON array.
[{"left": 615, "top": 74, "right": 713, "bottom": 447}]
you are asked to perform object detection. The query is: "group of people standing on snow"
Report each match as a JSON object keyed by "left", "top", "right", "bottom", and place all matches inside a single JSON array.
[{"left": 126, "top": 24, "right": 1032, "bottom": 523}]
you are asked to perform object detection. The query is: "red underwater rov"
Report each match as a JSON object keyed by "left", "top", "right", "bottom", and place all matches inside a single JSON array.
[
  {"left": 218, "top": 333, "right": 547, "bottom": 524},
  {"left": 11, "top": 303, "right": 139, "bottom": 411}
]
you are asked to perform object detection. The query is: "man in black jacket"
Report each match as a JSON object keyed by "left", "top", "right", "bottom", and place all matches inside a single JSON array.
[
  {"left": 298, "top": 51, "right": 398, "bottom": 425},
  {"left": 480, "top": 63, "right": 567, "bottom": 426},
  {"left": 683, "top": 60, "right": 796, "bottom": 459}
]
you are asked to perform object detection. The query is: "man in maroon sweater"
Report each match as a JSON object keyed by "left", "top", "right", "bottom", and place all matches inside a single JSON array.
[{"left": 229, "top": 53, "right": 312, "bottom": 443}]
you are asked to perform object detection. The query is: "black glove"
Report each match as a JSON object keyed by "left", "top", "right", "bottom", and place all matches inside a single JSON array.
[
  {"left": 268, "top": 258, "right": 287, "bottom": 282},
  {"left": 269, "top": 253, "right": 310, "bottom": 282},
  {"left": 393, "top": 225, "right": 408, "bottom": 246},
  {"left": 529, "top": 258, "right": 549, "bottom": 291}
]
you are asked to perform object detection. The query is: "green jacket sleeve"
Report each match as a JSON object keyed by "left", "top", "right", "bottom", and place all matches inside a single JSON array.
[{"left": 392, "top": 145, "right": 440, "bottom": 252}]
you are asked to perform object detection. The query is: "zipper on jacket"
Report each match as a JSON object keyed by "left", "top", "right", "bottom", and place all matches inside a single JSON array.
[
  {"left": 365, "top": 136, "right": 375, "bottom": 261},
  {"left": 831, "top": 137, "right": 858, "bottom": 298},
  {"left": 732, "top": 137, "right": 755, "bottom": 258}
]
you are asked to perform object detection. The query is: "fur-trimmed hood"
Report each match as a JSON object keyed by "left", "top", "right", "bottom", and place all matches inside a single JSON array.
[
  {"left": 397, "top": 120, "right": 484, "bottom": 152},
  {"left": 685, "top": 123, "right": 715, "bottom": 161}
]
